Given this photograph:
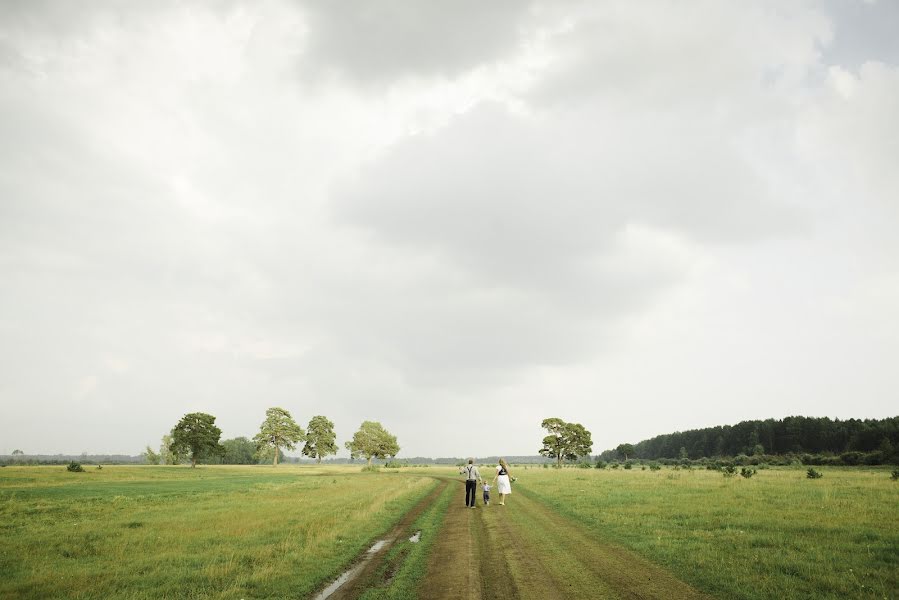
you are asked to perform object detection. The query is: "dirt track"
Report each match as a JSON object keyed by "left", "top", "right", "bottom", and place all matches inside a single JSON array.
[
  {"left": 317, "top": 477, "right": 709, "bottom": 599},
  {"left": 421, "top": 479, "right": 709, "bottom": 600}
]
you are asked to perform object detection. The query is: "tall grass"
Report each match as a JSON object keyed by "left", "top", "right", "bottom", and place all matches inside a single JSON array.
[
  {"left": 517, "top": 466, "right": 898, "bottom": 599},
  {"left": 0, "top": 465, "right": 436, "bottom": 599}
]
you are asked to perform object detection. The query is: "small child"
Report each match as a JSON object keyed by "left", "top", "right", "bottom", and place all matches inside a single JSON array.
[{"left": 482, "top": 481, "right": 491, "bottom": 505}]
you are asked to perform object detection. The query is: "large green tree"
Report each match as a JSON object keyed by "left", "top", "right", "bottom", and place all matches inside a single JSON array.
[
  {"left": 616, "top": 443, "right": 635, "bottom": 461},
  {"left": 169, "top": 413, "right": 223, "bottom": 468},
  {"left": 345, "top": 421, "right": 400, "bottom": 467},
  {"left": 302, "top": 415, "right": 338, "bottom": 463},
  {"left": 221, "top": 437, "right": 256, "bottom": 465},
  {"left": 254, "top": 407, "right": 305, "bottom": 466},
  {"left": 538, "top": 418, "right": 593, "bottom": 467}
]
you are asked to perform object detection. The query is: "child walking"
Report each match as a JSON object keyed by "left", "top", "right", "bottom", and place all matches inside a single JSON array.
[{"left": 482, "top": 480, "right": 491, "bottom": 506}]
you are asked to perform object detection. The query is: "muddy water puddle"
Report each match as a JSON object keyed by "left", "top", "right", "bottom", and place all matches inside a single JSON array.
[{"left": 311, "top": 538, "right": 391, "bottom": 600}]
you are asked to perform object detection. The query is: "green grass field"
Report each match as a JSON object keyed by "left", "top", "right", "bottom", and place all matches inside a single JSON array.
[
  {"left": 2, "top": 464, "right": 896, "bottom": 599},
  {"left": 0, "top": 465, "right": 436, "bottom": 599},
  {"left": 515, "top": 465, "right": 898, "bottom": 599}
]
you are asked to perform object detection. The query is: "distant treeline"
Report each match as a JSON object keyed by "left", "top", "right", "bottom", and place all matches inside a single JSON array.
[
  {"left": 0, "top": 454, "right": 144, "bottom": 466},
  {"left": 1, "top": 453, "right": 553, "bottom": 467},
  {"left": 600, "top": 416, "right": 899, "bottom": 462}
]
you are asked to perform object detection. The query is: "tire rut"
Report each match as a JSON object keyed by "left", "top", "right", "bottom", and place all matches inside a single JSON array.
[
  {"left": 313, "top": 478, "right": 447, "bottom": 600},
  {"left": 420, "top": 480, "right": 485, "bottom": 599}
]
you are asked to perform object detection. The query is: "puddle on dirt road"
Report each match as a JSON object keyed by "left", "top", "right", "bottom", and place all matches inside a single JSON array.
[
  {"left": 409, "top": 531, "right": 421, "bottom": 543},
  {"left": 311, "top": 539, "right": 389, "bottom": 600}
]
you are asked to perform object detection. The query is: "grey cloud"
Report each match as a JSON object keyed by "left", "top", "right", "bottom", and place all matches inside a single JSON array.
[
  {"left": 333, "top": 103, "right": 802, "bottom": 279},
  {"left": 323, "top": 100, "right": 803, "bottom": 382},
  {"left": 296, "top": 0, "right": 533, "bottom": 84},
  {"left": 525, "top": 2, "right": 832, "bottom": 108},
  {"left": 820, "top": 0, "right": 899, "bottom": 68}
]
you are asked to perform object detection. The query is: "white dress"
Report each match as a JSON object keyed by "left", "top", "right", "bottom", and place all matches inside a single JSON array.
[{"left": 496, "top": 465, "right": 512, "bottom": 494}]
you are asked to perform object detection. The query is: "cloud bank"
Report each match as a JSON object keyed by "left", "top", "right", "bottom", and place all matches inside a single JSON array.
[{"left": 1, "top": 0, "right": 897, "bottom": 457}]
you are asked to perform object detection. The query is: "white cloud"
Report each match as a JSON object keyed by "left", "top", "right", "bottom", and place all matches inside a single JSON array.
[{"left": 0, "top": 1, "right": 896, "bottom": 457}]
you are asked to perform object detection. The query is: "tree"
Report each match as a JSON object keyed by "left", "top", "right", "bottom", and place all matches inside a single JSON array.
[
  {"left": 170, "top": 412, "right": 223, "bottom": 468},
  {"left": 253, "top": 446, "right": 286, "bottom": 465},
  {"left": 142, "top": 445, "right": 160, "bottom": 465},
  {"left": 538, "top": 418, "right": 593, "bottom": 468},
  {"left": 616, "top": 443, "right": 635, "bottom": 461},
  {"left": 303, "top": 415, "right": 338, "bottom": 463},
  {"left": 160, "top": 433, "right": 180, "bottom": 465},
  {"left": 221, "top": 437, "right": 256, "bottom": 465},
  {"left": 345, "top": 421, "right": 400, "bottom": 467},
  {"left": 253, "top": 407, "right": 305, "bottom": 466},
  {"left": 12, "top": 449, "right": 24, "bottom": 456}
]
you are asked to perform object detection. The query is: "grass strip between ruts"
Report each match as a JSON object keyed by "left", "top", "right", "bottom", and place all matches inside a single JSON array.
[{"left": 358, "top": 478, "right": 456, "bottom": 600}]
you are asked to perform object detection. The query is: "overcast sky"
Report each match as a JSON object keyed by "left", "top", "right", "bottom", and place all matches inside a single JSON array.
[{"left": 1, "top": 1, "right": 897, "bottom": 458}]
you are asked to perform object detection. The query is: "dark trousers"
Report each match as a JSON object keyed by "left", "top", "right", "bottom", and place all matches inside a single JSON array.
[{"left": 465, "top": 480, "right": 477, "bottom": 507}]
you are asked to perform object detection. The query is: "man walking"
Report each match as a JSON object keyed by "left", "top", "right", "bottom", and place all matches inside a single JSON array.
[{"left": 462, "top": 459, "right": 481, "bottom": 508}]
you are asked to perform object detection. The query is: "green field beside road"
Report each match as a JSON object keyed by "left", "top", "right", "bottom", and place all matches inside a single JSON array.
[
  {"left": 0, "top": 465, "right": 435, "bottom": 599},
  {"left": 515, "top": 465, "right": 898, "bottom": 599}
]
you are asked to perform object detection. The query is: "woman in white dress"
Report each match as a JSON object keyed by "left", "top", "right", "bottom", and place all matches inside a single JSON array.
[{"left": 492, "top": 458, "right": 512, "bottom": 505}]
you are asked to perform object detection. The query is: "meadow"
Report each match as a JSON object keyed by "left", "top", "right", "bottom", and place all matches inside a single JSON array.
[
  {"left": 0, "top": 465, "right": 436, "bottom": 599},
  {"left": 515, "top": 465, "right": 898, "bottom": 599},
  {"left": 1, "top": 464, "right": 896, "bottom": 599}
]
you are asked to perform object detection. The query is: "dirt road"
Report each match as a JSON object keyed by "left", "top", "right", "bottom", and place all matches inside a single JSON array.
[
  {"left": 421, "top": 479, "right": 709, "bottom": 600},
  {"left": 315, "top": 477, "right": 709, "bottom": 599}
]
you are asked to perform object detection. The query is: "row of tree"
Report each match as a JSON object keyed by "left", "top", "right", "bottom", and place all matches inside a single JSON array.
[
  {"left": 604, "top": 416, "right": 899, "bottom": 461},
  {"left": 144, "top": 409, "right": 400, "bottom": 467}
]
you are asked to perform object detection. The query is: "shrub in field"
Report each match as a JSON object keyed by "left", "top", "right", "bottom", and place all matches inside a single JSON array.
[
  {"left": 623, "top": 462, "right": 633, "bottom": 470},
  {"left": 96, "top": 464, "right": 103, "bottom": 470},
  {"left": 594, "top": 459, "right": 607, "bottom": 469},
  {"left": 863, "top": 451, "right": 885, "bottom": 465},
  {"left": 66, "top": 462, "right": 84, "bottom": 472},
  {"left": 839, "top": 451, "right": 864, "bottom": 466},
  {"left": 542, "top": 463, "right": 549, "bottom": 469},
  {"left": 722, "top": 465, "right": 737, "bottom": 478},
  {"left": 360, "top": 464, "right": 381, "bottom": 473},
  {"left": 649, "top": 463, "right": 661, "bottom": 471},
  {"left": 610, "top": 463, "right": 619, "bottom": 469},
  {"left": 740, "top": 467, "right": 756, "bottom": 479},
  {"left": 806, "top": 468, "right": 823, "bottom": 479},
  {"left": 577, "top": 461, "right": 592, "bottom": 469},
  {"left": 890, "top": 469, "right": 899, "bottom": 481},
  {"left": 384, "top": 460, "right": 405, "bottom": 468}
]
